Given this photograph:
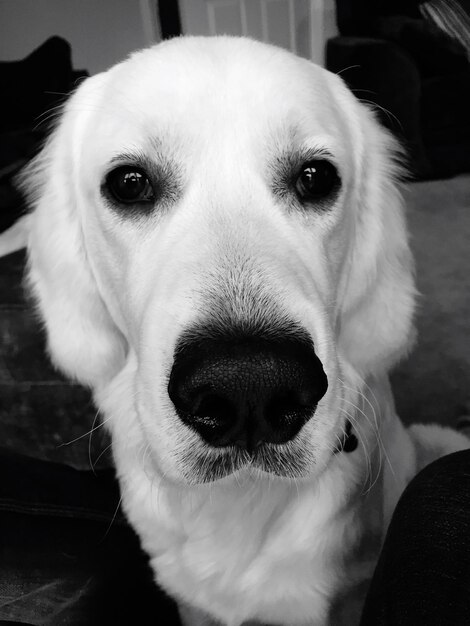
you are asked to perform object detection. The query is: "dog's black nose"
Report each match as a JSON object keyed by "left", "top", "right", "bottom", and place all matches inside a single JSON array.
[{"left": 168, "top": 333, "right": 328, "bottom": 451}]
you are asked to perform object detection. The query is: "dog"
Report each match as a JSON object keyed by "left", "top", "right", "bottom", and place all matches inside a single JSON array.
[{"left": 5, "top": 36, "right": 469, "bottom": 625}]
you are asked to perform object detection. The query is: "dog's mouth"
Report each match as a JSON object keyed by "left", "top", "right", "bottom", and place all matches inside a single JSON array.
[
  {"left": 178, "top": 418, "right": 358, "bottom": 484},
  {"left": 179, "top": 439, "right": 314, "bottom": 484}
]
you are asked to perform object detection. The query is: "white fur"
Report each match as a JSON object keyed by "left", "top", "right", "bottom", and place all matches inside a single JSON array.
[{"left": 13, "top": 37, "right": 468, "bottom": 625}]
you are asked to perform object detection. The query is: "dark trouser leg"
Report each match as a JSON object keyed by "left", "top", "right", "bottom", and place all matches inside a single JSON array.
[
  {"left": 361, "top": 450, "right": 470, "bottom": 625},
  {"left": 0, "top": 449, "right": 180, "bottom": 625}
]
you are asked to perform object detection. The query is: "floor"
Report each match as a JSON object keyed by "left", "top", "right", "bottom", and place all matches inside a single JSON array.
[{"left": 392, "top": 174, "right": 470, "bottom": 427}]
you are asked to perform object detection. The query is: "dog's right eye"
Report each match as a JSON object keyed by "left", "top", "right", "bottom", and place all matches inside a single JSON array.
[
  {"left": 295, "top": 160, "right": 340, "bottom": 203},
  {"left": 104, "top": 166, "right": 155, "bottom": 205}
]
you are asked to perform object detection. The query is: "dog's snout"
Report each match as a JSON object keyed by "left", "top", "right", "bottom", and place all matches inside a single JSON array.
[{"left": 168, "top": 333, "right": 328, "bottom": 451}]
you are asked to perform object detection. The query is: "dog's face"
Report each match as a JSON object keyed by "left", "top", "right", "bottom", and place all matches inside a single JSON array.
[{"left": 25, "top": 37, "right": 415, "bottom": 485}]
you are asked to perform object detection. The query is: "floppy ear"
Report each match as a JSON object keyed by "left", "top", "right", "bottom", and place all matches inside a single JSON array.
[
  {"left": 338, "top": 104, "right": 417, "bottom": 377},
  {"left": 23, "top": 74, "right": 127, "bottom": 388}
]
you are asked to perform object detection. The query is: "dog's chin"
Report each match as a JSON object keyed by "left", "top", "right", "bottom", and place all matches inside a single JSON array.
[{"left": 177, "top": 440, "right": 319, "bottom": 485}]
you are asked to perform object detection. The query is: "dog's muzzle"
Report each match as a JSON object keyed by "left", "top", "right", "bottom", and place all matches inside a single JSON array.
[{"left": 168, "top": 330, "right": 328, "bottom": 453}]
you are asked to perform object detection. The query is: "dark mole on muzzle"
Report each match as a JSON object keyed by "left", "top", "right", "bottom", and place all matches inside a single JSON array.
[{"left": 168, "top": 321, "right": 328, "bottom": 453}]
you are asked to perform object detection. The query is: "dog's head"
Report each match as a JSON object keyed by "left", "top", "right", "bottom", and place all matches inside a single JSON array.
[{"left": 24, "top": 37, "right": 415, "bottom": 484}]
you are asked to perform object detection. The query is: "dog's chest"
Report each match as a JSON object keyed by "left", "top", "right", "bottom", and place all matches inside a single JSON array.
[{"left": 123, "top": 468, "right": 378, "bottom": 626}]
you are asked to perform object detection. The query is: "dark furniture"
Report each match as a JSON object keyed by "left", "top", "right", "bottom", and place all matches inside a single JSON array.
[
  {"left": 0, "top": 36, "right": 88, "bottom": 232},
  {"left": 327, "top": 0, "right": 470, "bottom": 179}
]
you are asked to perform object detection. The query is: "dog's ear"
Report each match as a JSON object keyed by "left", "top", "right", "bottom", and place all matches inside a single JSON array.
[
  {"left": 22, "top": 74, "right": 127, "bottom": 388},
  {"left": 338, "top": 104, "right": 417, "bottom": 377}
]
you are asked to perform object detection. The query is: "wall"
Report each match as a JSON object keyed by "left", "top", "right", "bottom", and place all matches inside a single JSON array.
[
  {"left": 0, "top": 0, "right": 160, "bottom": 75},
  {"left": 179, "top": 0, "right": 338, "bottom": 66}
]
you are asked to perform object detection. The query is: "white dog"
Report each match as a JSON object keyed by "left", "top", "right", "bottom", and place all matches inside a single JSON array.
[{"left": 6, "top": 37, "right": 468, "bottom": 625}]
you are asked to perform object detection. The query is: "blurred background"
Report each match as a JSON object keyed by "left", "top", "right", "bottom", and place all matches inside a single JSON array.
[{"left": 0, "top": 0, "right": 469, "bottom": 469}]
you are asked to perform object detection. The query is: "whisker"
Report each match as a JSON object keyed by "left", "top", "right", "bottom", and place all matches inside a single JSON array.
[
  {"left": 89, "top": 408, "right": 102, "bottom": 475},
  {"left": 91, "top": 441, "right": 113, "bottom": 472},
  {"left": 339, "top": 405, "right": 374, "bottom": 492},
  {"left": 337, "top": 378, "right": 381, "bottom": 492},
  {"left": 336, "top": 64, "right": 361, "bottom": 76},
  {"left": 57, "top": 411, "right": 110, "bottom": 447},
  {"left": 355, "top": 377, "right": 398, "bottom": 484},
  {"left": 101, "top": 494, "right": 123, "bottom": 541},
  {"left": 338, "top": 374, "right": 398, "bottom": 495},
  {"left": 359, "top": 98, "right": 404, "bottom": 133}
]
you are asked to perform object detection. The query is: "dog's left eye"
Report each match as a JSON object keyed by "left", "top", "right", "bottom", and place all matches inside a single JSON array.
[
  {"left": 295, "top": 160, "right": 339, "bottom": 202},
  {"left": 105, "top": 166, "right": 155, "bottom": 204}
]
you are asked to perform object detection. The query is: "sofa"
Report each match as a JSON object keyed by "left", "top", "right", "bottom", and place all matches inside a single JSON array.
[{"left": 326, "top": 0, "right": 470, "bottom": 179}]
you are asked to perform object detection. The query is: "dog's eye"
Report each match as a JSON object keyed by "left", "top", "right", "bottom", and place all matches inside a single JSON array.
[
  {"left": 295, "top": 160, "right": 339, "bottom": 201},
  {"left": 105, "top": 166, "right": 155, "bottom": 204}
]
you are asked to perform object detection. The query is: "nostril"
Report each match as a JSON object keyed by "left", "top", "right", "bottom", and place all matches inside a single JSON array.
[
  {"left": 268, "top": 389, "right": 315, "bottom": 420},
  {"left": 168, "top": 378, "right": 236, "bottom": 427},
  {"left": 194, "top": 393, "right": 234, "bottom": 422},
  {"left": 265, "top": 388, "right": 320, "bottom": 443},
  {"left": 170, "top": 384, "right": 240, "bottom": 445}
]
